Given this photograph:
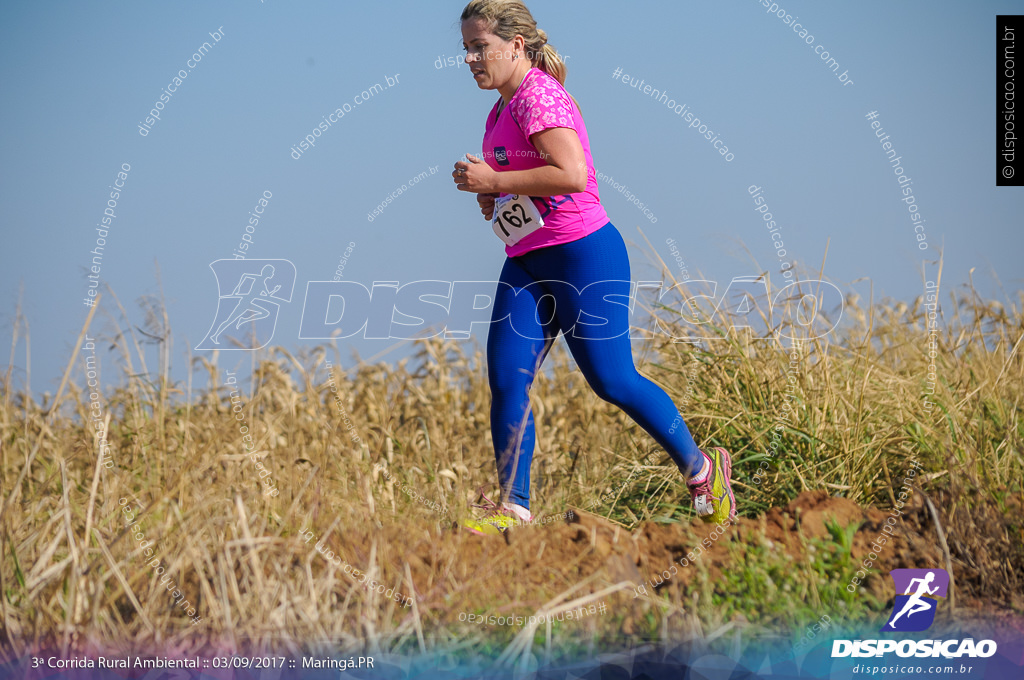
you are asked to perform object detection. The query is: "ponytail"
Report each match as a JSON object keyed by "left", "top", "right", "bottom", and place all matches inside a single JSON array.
[
  {"left": 533, "top": 40, "right": 565, "bottom": 85},
  {"left": 534, "top": 42, "right": 579, "bottom": 112}
]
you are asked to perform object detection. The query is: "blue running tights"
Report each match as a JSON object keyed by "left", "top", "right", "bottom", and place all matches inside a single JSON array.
[{"left": 486, "top": 222, "right": 703, "bottom": 509}]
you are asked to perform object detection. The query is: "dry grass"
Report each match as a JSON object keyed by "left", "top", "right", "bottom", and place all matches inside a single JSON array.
[{"left": 1, "top": 268, "right": 1021, "bottom": 663}]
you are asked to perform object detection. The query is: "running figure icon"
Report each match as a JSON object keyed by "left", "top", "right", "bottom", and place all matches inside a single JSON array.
[
  {"left": 195, "top": 259, "right": 296, "bottom": 352},
  {"left": 880, "top": 567, "right": 949, "bottom": 632},
  {"left": 210, "top": 265, "right": 282, "bottom": 345},
  {"left": 886, "top": 571, "right": 939, "bottom": 628}
]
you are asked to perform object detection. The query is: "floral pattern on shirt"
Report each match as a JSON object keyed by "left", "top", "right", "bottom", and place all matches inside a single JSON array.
[{"left": 510, "top": 69, "right": 577, "bottom": 138}]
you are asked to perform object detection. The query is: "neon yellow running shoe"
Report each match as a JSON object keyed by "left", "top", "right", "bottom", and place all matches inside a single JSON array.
[
  {"left": 461, "top": 490, "right": 532, "bottom": 535},
  {"left": 688, "top": 447, "right": 737, "bottom": 524}
]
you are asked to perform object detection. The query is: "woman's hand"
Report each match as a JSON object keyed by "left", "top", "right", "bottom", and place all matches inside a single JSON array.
[
  {"left": 477, "top": 192, "right": 498, "bottom": 220},
  {"left": 453, "top": 153, "right": 498, "bottom": 194}
]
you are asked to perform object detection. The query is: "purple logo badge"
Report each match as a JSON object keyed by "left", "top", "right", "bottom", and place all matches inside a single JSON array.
[{"left": 881, "top": 568, "right": 950, "bottom": 632}]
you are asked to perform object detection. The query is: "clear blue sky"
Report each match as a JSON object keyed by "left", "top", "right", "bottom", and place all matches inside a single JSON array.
[{"left": 2, "top": 0, "right": 1021, "bottom": 396}]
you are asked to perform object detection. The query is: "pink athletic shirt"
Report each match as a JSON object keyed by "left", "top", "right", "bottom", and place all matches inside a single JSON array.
[{"left": 481, "top": 67, "right": 609, "bottom": 257}]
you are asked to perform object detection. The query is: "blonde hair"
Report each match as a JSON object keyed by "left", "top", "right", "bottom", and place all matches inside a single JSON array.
[{"left": 460, "top": 0, "right": 571, "bottom": 89}]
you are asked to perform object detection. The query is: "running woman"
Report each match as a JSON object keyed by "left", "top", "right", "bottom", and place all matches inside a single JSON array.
[{"left": 452, "top": 0, "right": 735, "bottom": 534}]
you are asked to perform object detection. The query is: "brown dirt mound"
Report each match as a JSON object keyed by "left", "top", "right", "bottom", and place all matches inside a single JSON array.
[{"left": 399, "top": 490, "right": 1021, "bottom": 637}]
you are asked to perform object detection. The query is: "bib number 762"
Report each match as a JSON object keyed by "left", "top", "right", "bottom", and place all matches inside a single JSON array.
[{"left": 492, "top": 194, "right": 544, "bottom": 247}]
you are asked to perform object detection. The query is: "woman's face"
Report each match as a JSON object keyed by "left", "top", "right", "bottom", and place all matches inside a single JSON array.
[{"left": 460, "top": 17, "right": 522, "bottom": 91}]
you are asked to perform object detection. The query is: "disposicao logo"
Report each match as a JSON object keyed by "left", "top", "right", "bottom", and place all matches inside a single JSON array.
[
  {"left": 195, "top": 259, "right": 296, "bottom": 350},
  {"left": 882, "top": 568, "right": 949, "bottom": 632},
  {"left": 831, "top": 567, "right": 997, "bottom": 659},
  {"left": 831, "top": 639, "right": 997, "bottom": 659}
]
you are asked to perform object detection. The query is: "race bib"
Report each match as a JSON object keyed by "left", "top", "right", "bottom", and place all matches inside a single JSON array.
[{"left": 492, "top": 194, "right": 544, "bottom": 247}]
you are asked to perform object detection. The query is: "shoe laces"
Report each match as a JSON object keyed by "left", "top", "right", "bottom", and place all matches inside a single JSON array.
[
  {"left": 688, "top": 475, "right": 720, "bottom": 516},
  {"left": 472, "top": 487, "right": 529, "bottom": 525},
  {"left": 471, "top": 488, "right": 506, "bottom": 516}
]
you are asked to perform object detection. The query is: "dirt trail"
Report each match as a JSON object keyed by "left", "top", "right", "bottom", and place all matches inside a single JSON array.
[{"left": 400, "top": 490, "right": 1022, "bottom": 645}]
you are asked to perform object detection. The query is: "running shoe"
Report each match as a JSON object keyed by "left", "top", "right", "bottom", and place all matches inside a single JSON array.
[
  {"left": 688, "top": 447, "right": 737, "bottom": 524},
  {"left": 461, "top": 489, "right": 532, "bottom": 535}
]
